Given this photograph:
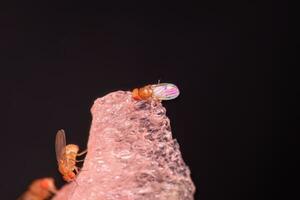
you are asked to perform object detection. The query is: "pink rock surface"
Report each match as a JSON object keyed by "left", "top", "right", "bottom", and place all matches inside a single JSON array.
[{"left": 53, "top": 91, "right": 195, "bottom": 200}]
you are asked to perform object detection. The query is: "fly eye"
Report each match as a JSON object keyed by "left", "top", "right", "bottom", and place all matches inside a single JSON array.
[
  {"left": 40, "top": 180, "right": 49, "bottom": 189},
  {"left": 69, "top": 172, "right": 75, "bottom": 178}
]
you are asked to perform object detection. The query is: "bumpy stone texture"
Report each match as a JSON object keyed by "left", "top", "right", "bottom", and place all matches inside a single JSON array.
[{"left": 53, "top": 91, "right": 195, "bottom": 200}]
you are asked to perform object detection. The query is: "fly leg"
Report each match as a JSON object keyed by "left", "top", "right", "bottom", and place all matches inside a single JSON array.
[
  {"left": 69, "top": 158, "right": 84, "bottom": 163},
  {"left": 74, "top": 166, "right": 88, "bottom": 174},
  {"left": 76, "top": 149, "right": 87, "bottom": 162},
  {"left": 74, "top": 166, "right": 80, "bottom": 174},
  {"left": 77, "top": 149, "right": 87, "bottom": 156}
]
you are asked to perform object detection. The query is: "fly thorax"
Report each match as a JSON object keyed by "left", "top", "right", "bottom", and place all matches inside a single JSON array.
[{"left": 65, "top": 144, "right": 79, "bottom": 154}]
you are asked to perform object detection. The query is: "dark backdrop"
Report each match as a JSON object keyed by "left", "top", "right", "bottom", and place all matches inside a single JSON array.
[{"left": 0, "top": 1, "right": 287, "bottom": 200}]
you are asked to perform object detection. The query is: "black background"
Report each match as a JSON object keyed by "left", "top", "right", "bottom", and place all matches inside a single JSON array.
[{"left": 0, "top": 1, "right": 288, "bottom": 200}]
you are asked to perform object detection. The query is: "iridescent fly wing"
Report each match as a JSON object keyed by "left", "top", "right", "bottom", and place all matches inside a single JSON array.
[
  {"left": 55, "top": 129, "right": 66, "bottom": 162},
  {"left": 152, "top": 83, "right": 180, "bottom": 100}
]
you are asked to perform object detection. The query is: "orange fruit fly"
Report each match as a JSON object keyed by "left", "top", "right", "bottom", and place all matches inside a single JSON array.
[
  {"left": 17, "top": 177, "right": 57, "bottom": 200},
  {"left": 132, "top": 83, "right": 180, "bottom": 101},
  {"left": 55, "top": 129, "right": 87, "bottom": 182}
]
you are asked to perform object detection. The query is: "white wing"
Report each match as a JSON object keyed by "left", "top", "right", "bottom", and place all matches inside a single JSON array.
[
  {"left": 55, "top": 129, "right": 66, "bottom": 162},
  {"left": 152, "top": 83, "right": 180, "bottom": 100}
]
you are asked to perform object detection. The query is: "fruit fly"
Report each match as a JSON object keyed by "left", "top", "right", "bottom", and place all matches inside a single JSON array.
[
  {"left": 132, "top": 83, "right": 180, "bottom": 101},
  {"left": 17, "top": 177, "right": 57, "bottom": 200},
  {"left": 55, "top": 129, "right": 87, "bottom": 182}
]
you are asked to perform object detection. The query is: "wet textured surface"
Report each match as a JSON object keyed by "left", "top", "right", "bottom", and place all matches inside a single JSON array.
[{"left": 53, "top": 91, "right": 195, "bottom": 200}]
